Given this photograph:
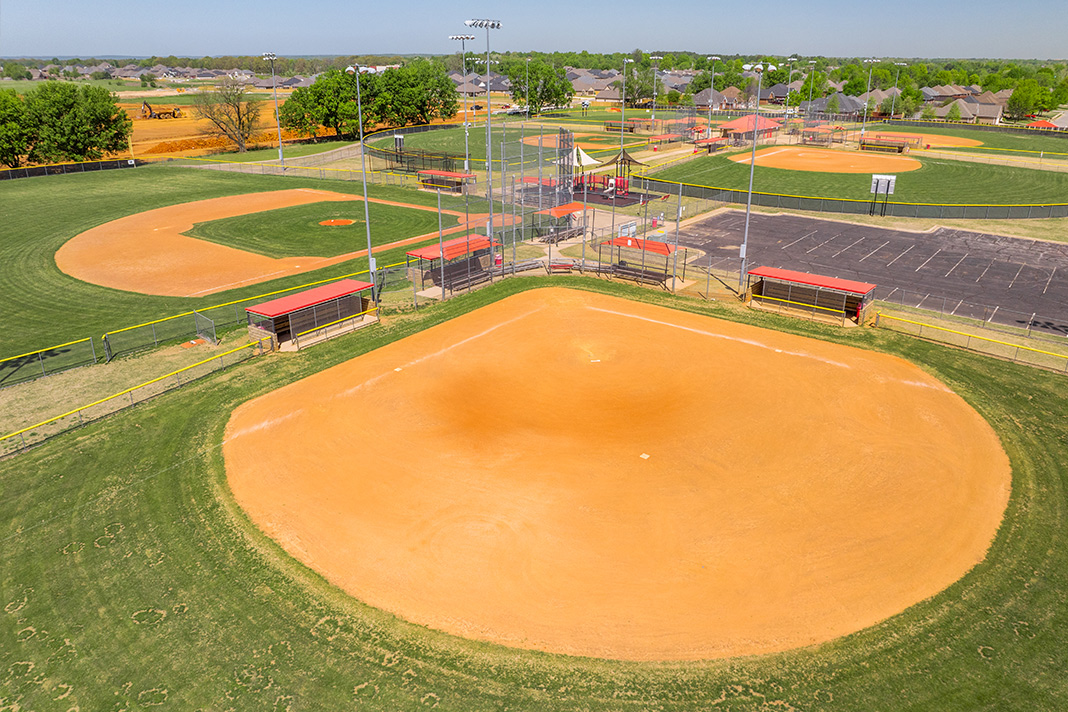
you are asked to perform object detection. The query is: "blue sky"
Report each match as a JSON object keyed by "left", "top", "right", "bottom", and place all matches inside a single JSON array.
[{"left": 1, "top": 0, "right": 1065, "bottom": 60}]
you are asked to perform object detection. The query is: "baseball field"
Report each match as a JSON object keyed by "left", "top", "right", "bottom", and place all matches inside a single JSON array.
[{"left": 2, "top": 162, "right": 1068, "bottom": 709}]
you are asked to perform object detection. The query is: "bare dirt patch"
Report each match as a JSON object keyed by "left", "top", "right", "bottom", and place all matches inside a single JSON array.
[{"left": 224, "top": 288, "right": 1011, "bottom": 661}]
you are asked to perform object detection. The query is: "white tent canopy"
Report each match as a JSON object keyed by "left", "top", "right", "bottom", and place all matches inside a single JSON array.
[{"left": 555, "top": 146, "right": 600, "bottom": 170}]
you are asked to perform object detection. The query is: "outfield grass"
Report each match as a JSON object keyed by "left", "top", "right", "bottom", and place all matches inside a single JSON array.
[
  {"left": 0, "top": 165, "right": 487, "bottom": 353},
  {"left": 651, "top": 151, "right": 1068, "bottom": 205},
  {"left": 875, "top": 121, "right": 1068, "bottom": 157},
  {"left": 1, "top": 276, "right": 1066, "bottom": 709},
  {"left": 366, "top": 124, "right": 650, "bottom": 165},
  {"left": 184, "top": 200, "right": 444, "bottom": 258}
]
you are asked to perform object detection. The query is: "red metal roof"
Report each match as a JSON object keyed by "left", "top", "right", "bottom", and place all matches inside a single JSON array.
[
  {"left": 1026, "top": 120, "right": 1058, "bottom": 129},
  {"left": 406, "top": 235, "right": 501, "bottom": 262},
  {"left": 648, "top": 133, "right": 683, "bottom": 141},
  {"left": 417, "top": 169, "right": 476, "bottom": 179},
  {"left": 246, "top": 279, "right": 374, "bottom": 318},
  {"left": 748, "top": 266, "right": 875, "bottom": 295},
  {"left": 603, "top": 236, "right": 677, "bottom": 255},
  {"left": 718, "top": 114, "right": 782, "bottom": 132}
]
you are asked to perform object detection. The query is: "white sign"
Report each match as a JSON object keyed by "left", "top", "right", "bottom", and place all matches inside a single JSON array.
[
  {"left": 870, "top": 174, "right": 897, "bottom": 195},
  {"left": 619, "top": 221, "right": 637, "bottom": 238}
]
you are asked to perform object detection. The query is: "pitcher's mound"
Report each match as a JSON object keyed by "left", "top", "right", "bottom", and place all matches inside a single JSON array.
[{"left": 319, "top": 219, "right": 355, "bottom": 226}]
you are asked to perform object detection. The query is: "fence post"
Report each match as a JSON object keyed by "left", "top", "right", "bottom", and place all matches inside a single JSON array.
[{"left": 38, "top": 351, "right": 46, "bottom": 377}]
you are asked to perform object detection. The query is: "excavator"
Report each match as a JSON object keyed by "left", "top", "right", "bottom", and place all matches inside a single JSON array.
[{"left": 140, "top": 101, "right": 182, "bottom": 119}]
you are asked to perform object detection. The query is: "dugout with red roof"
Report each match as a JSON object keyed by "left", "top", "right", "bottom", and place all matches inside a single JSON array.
[
  {"left": 246, "top": 279, "right": 376, "bottom": 345},
  {"left": 747, "top": 266, "right": 876, "bottom": 323}
]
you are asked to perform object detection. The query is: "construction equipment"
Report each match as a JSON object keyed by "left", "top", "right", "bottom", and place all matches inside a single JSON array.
[{"left": 140, "top": 101, "right": 182, "bottom": 119}]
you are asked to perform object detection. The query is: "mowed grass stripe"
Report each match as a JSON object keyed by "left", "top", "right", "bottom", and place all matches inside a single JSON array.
[
  {"left": 0, "top": 277, "right": 1065, "bottom": 709},
  {"left": 651, "top": 151, "right": 1068, "bottom": 205}
]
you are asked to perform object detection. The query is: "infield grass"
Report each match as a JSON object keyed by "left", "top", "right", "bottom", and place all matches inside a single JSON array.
[
  {"left": 1, "top": 277, "right": 1066, "bottom": 710},
  {"left": 651, "top": 150, "right": 1068, "bottom": 205},
  {"left": 184, "top": 200, "right": 445, "bottom": 258}
]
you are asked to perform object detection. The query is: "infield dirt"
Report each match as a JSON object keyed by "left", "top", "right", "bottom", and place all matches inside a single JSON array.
[
  {"left": 732, "top": 146, "right": 923, "bottom": 173},
  {"left": 224, "top": 288, "right": 1010, "bottom": 661}
]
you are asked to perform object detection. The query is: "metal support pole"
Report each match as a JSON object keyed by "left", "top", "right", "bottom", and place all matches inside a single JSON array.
[
  {"left": 738, "top": 66, "right": 767, "bottom": 293},
  {"left": 673, "top": 181, "right": 682, "bottom": 292},
  {"left": 438, "top": 189, "right": 446, "bottom": 300}
]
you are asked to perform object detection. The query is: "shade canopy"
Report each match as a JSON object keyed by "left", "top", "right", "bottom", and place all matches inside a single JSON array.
[
  {"left": 246, "top": 279, "right": 373, "bottom": 318},
  {"left": 603, "top": 236, "right": 676, "bottom": 255},
  {"left": 536, "top": 201, "right": 588, "bottom": 218},
  {"left": 599, "top": 147, "right": 647, "bottom": 168},
  {"left": 406, "top": 235, "right": 501, "bottom": 262},
  {"left": 748, "top": 266, "right": 875, "bottom": 296}
]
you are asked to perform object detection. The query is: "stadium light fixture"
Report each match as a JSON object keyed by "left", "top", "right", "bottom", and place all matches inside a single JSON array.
[
  {"left": 738, "top": 63, "right": 775, "bottom": 293},
  {"left": 449, "top": 35, "right": 476, "bottom": 172},
  {"left": 650, "top": 55, "right": 663, "bottom": 121},
  {"left": 262, "top": 53, "right": 284, "bottom": 169},
  {"left": 466, "top": 18, "right": 501, "bottom": 259},
  {"left": 345, "top": 64, "right": 377, "bottom": 301}
]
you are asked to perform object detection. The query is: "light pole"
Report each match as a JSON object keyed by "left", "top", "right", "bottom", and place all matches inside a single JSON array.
[
  {"left": 785, "top": 57, "right": 797, "bottom": 112},
  {"left": 465, "top": 19, "right": 501, "bottom": 251},
  {"left": 262, "top": 52, "right": 284, "bottom": 169},
  {"left": 806, "top": 60, "right": 816, "bottom": 118},
  {"left": 526, "top": 57, "right": 531, "bottom": 119},
  {"left": 707, "top": 55, "right": 720, "bottom": 139},
  {"left": 611, "top": 57, "right": 634, "bottom": 240},
  {"left": 650, "top": 55, "right": 662, "bottom": 122},
  {"left": 345, "top": 64, "right": 377, "bottom": 301},
  {"left": 449, "top": 35, "right": 475, "bottom": 172},
  {"left": 860, "top": 57, "right": 877, "bottom": 138},
  {"left": 890, "top": 61, "right": 907, "bottom": 118},
  {"left": 738, "top": 62, "right": 775, "bottom": 293}
]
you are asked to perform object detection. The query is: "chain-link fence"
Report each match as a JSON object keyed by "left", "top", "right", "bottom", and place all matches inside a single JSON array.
[
  {"left": 0, "top": 338, "right": 100, "bottom": 389},
  {"left": 0, "top": 337, "right": 271, "bottom": 458},
  {"left": 0, "top": 158, "right": 145, "bottom": 181}
]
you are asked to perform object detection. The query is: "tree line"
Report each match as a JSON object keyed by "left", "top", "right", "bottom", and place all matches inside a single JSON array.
[{"left": 0, "top": 83, "right": 131, "bottom": 168}]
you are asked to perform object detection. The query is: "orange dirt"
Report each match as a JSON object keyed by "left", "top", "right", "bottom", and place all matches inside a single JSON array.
[
  {"left": 319, "top": 219, "right": 355, "bottom": 226},
  {"left": 872, "top": 131, "right": 983, "bottom": 148},
  {"left": 224, "top": 288, "right": 1011, "bottom": 661},
  {"left": 732, "top": 146, "right": 923, "bottom": 173},
  {"left": 55, "top": 190, "right": 509, "bottom": 297},
  {"left": 522, "top": 131, "right": 641, "bottom": 152}
]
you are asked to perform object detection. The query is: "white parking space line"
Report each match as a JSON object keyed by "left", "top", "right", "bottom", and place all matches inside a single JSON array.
[
  {"left": 859, "top": 240, "right": 890, "bottom": 263},
  {"left": 1008, "top": 263, "right": 1026, "bottom": 289},
  {"left": 945, "top": 253, "right": 968, "bottom": 278},
  {"left": 832, "top": 237, "right": 865, "bottom": 258},
  {"left": 976, "top": 259, "right": 995, "bottom": 283},
  {"left": 1044, "top": 267, "right": 1058, "bottom": 294},
  {"left": 806, "top": 233, "right": 841, "bottom": 253},
  {"left": 781, "top": 230, "right": 818, "bottom": 250},
  {"left": 886, "top": 244, "right": 915, "bottom": 267},
  {"left": 915, "top": 249, "right": 941, "bottom": 272}
]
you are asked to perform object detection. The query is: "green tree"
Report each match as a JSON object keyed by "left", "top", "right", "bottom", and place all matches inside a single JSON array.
[
  {"left": 946, "top": 102, "right": 962, "bottom": 122},
  {"left": 373, "top": 60, "right": 458, "bottom": 127},
  {"left": 22, "top": 82, "right": 131, "bottom": 164},
  {"left": 826, "top": 94, "right": 840, "bottom": 114},
  {"left": 921, "top": 104, "right": 936, "bottom": 120},
  {"left": 3, "top": 62, "right": 32, "bottom": 80},
  {"left": 139, "top": 73, "right": 157, "bottom": 88},
  {"left": 611, "top": 62, "right": 653, "bottom": 107},
  {"left": 90, "top": 70, "right": 110, "bottom": 80},
  {"left": 0, "top": 89, "right": 32, "bottom": 167},
  {"left": 281, "top": 69, "right": 362, "bottom": 139},
  {"left": 192, "top": 78, "right": 261, "bottom": 152},
  {"left": 508, "top": 60, "right": 573, "bottom": 115},
  {"left": 879, "top": 96, "right": 896, "bottom": 117},
  {"left": 1006, "top": 81, "right": 1038, "bottom": 120}
]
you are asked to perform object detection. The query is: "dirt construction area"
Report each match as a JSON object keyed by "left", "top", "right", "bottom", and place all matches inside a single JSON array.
[
  {"left": 224, "top": 288, "right": 1011, "bottom": 661},
  {"left": 54, "top": 189, "right": 489, "bottom": 297},
  {"left": 732, "top": 146, "right": 922, "bottom": 173}
]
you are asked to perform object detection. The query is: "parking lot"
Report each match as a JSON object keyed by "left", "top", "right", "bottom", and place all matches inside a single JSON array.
[{"left": 679, "top": 211, "right": 1068, "bottom": 336}]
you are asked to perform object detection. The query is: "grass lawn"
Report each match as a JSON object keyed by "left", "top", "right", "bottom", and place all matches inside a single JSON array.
[
  {"left": 875, "top": 121, "right": 1068, "bottom": 157},
  {"left": 1, "top": 277, "right": 1066, "bottom": 709},
  {"left": 201, "top": 139, "right": 357, "bottom": 163},
  {"left": 0, "top": 165, "right": 487, "bottom": 354},
  {"left": 184, "top": 200, "right": 445, "bottom": 258},
  {"left": 651, "top": 150, "right": 1068, "bottom": 205}
]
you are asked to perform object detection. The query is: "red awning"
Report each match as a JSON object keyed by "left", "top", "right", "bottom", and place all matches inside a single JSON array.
[
  {"left": 536, "top": 201, "right": 587, "bottom": 218},
  {"left": 694, "top": 137, "right": 727, "bottom": 145},
  {"left": 1026, "top": 120, "right": 1058, "bottom": 128},
  {"left": 748, "top": 266, "right": 875, "bottom": 295},
  {"left": 603, "top": 236, "right": 676, "bottom": 255},
  {"left": 417, "top": 169, "right": 476, "bottom": 179},
  {"left": 246, "top": 279, "right": 374, "bottom": 318},
  {"left": 406, "top": 235, "right": 501, "bottom": 262},
  {"left": 648, "top": 133, "right": 682, "bottom": 141}
]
